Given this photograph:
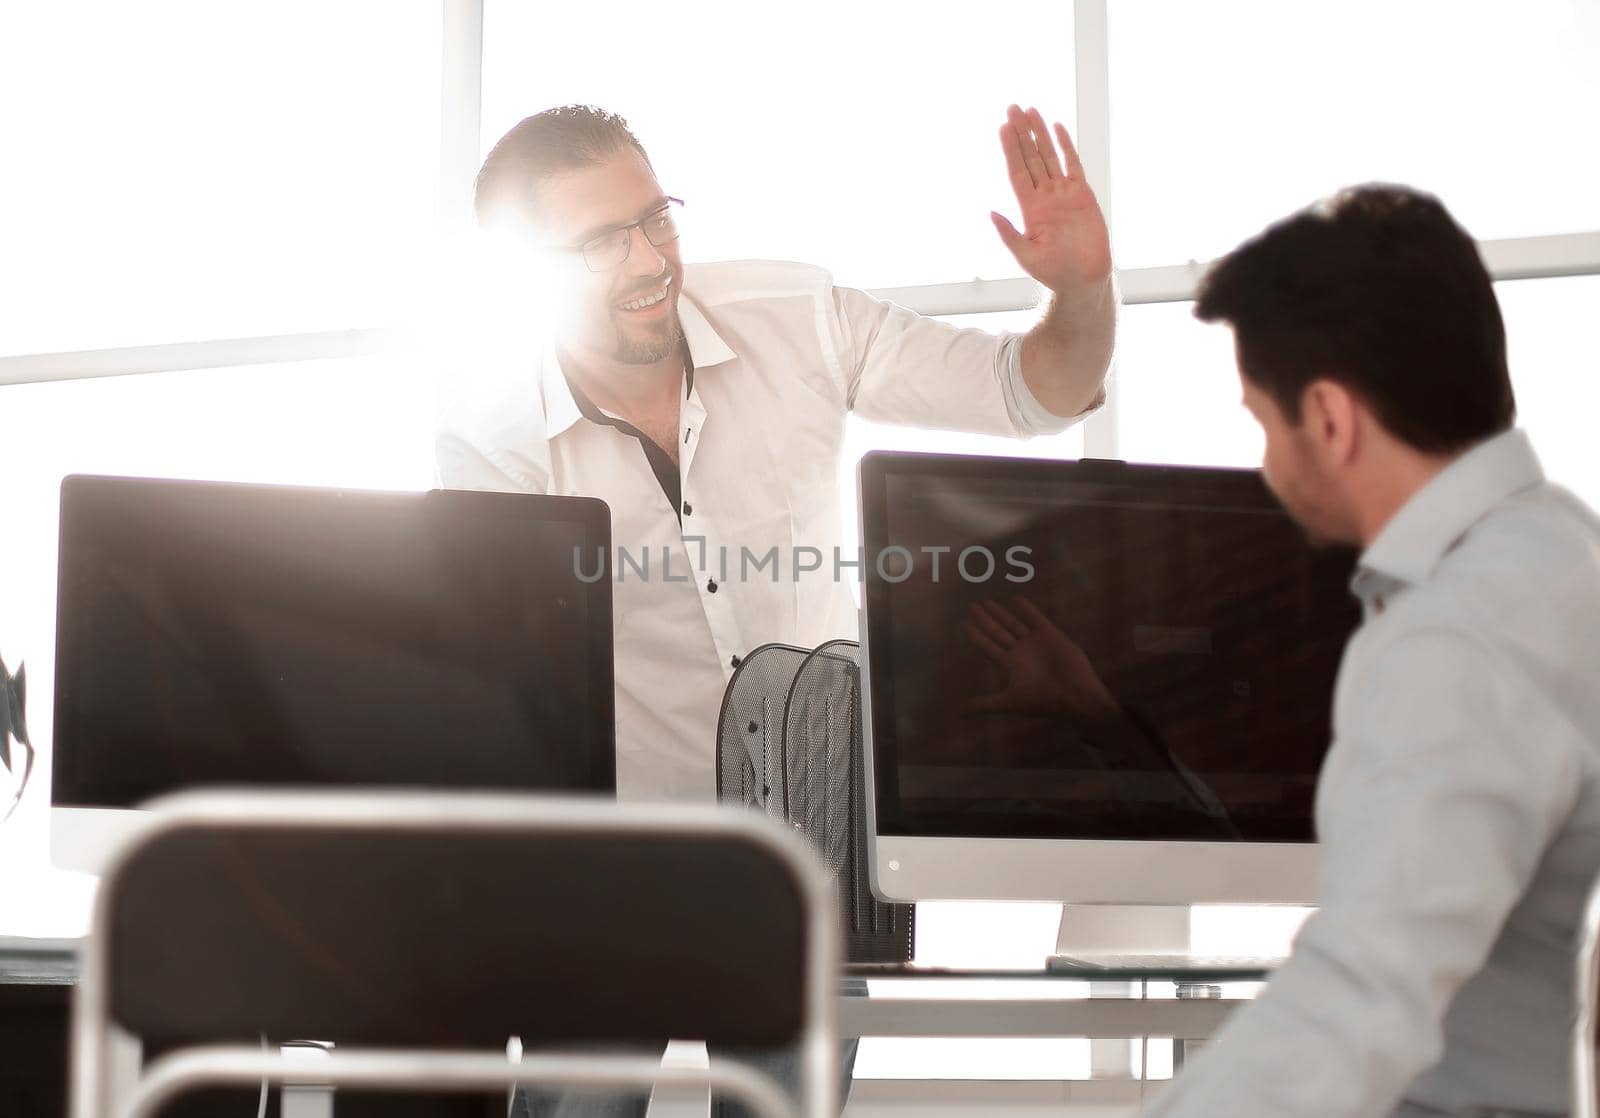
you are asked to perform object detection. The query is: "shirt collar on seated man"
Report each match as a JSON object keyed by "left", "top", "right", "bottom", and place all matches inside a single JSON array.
[
  {"left": 540, "top": 286, "right": 737, "bottom": 440},
  {"left": 1355, "top": 427, "right": 1545, "bottom": 593}
]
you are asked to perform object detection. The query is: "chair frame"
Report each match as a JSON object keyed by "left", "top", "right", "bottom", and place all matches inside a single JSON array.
[
  {"left": 1575, "top": 872, "right": 1600, "bottom": 1118},
  {"left": 71, "top": 790, "right": 840, "bottom": 1118}
]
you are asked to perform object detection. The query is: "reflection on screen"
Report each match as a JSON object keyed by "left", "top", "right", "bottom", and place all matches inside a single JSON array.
[
  {"left": 869, "top": 464, "right": 1359, "bottom": 843},
  {"left": 54, "top": 479, "right": 613, "bottom": 805}
]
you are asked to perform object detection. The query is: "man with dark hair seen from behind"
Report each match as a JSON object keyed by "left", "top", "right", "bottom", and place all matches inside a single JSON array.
[
  {"left": 1151, "top": 184, "right": 1600, "bottom": 1118},
  {"left": 438, "top": 105, "right": 1114, "bottom": 1118}
]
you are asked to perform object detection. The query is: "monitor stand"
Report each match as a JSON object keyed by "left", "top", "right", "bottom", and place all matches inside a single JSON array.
[
  {"left": 1049, "top": 903, "right": 1191, "bottom": 966},
  {"left": 1050, "top": 904, "right": 1192, "bottom": 1080}
]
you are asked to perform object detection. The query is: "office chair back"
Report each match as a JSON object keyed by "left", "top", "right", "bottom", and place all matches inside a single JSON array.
[{"left": 72, "top": 790, "right": 838, "bottom": 1118}]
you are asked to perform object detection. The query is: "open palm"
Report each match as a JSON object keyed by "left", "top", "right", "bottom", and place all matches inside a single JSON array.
[{"left": 992, "top": 105, "right": 1112, "bottom": 295}]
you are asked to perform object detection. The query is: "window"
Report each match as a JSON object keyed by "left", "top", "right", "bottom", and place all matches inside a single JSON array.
[
  {"left": 0, "top": 1, "right": 443, "bottom": 355},
  {"left": 0, "top": 356, "right": 436, "bottom": 933},
  {"left": 1106, "top": 0, "right": 1600, "bottom": 270},
  {"left": 1110, "top": 301, "right": 1260, "bottom": 468},
  {"left": 1105, "top": 0, "right": 1600, "bottom": 498},
  {"left": 1, "top": 1, "right": 450, "bottom": 935},
  {"left": 480, "top": 0, "right": 1076, "bottom": 291},
  {"left": 1499, "top": 274, "right": 1600, "bottom": 509},
  {"left": 1109, "top": 277, "right": 1600, "bottom": 503}
]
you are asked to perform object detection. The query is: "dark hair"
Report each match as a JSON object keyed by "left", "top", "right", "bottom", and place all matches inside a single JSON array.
[
  {"left": 474, "top": 105, "right": 651, "bottom": 230},
  {"left": 1194, "top": 184, "right": 1514, "bottom": 454}
]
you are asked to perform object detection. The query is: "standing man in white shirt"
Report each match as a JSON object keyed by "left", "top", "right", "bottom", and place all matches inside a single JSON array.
[
  {"left": 1150, "top": 185, "right": 1600, "bottom": 1118},
  {"left": 438, "top": 103, "right": 1115, "bottom": 800}
]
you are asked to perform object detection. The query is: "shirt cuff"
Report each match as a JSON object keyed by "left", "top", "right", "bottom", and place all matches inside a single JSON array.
[{"left": 996, "top": 332, "right": 1102, "bottom": 436}]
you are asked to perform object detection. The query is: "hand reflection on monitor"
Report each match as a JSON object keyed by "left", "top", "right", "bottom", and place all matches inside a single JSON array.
[
  {"left": 962, "top": 597, "right": 1237, "bottom": 835},
  {"left": 963, "top": 598, "right": 1119, "bottom": 722}
]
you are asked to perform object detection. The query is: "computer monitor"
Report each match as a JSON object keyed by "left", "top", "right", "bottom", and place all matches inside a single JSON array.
[
  {"left": 859, "top": 452, "right": 1360, "bottom": 911},
  {"left": 51, "top": 475, "right": 614, "bottom": 872}
]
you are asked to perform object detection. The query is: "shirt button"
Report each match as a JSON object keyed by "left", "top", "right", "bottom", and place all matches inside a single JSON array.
[
  {"left": 682, "top": 501, "right": 693, "bottom": 516},
  {"left": 731, "top": 655, "right": 742, "bottom": 668},
  {"left": 707, "top": 578, "right": 718, "bottom": 593}
]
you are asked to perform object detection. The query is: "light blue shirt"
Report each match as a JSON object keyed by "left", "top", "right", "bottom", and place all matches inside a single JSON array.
[{"left": 1151, "top": 428, "right": 1600, "bottom": 1118}]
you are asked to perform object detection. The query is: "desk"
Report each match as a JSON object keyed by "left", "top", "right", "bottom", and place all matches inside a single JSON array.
[
  {"left": 842, "top": 976, "right": 1247, "bottom": 1039},
  {"left": 1, "top": 940, "right": 76, "bottom": 1118},
  {"left": 5, "top": 940, "right": 1255, "bottom": 1037},
  {"left": 2, "top": 940, "right": 1256, "bottom": 1118}
]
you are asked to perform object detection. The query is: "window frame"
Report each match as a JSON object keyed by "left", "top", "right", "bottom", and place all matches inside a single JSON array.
[{"left": 2, "top": 0, "right": 1596, "bottom": 461}]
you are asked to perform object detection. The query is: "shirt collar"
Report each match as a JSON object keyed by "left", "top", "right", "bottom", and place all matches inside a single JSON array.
[
  {"left": 540, "top": 288, "right": 736, "bottom": 440},
  {"left": 1356, "top": 428, "right": 1544, "bottom": 594}
]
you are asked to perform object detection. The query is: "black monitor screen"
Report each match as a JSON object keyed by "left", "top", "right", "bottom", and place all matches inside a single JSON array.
[
  {"left": 53, "top": 476, "right": 614, "bottom": 806},
  {"left": 861, "top": 454, "right": 1360, "bottom": 844}
]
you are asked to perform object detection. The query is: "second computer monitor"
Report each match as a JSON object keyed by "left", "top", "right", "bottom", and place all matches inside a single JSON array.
[
  {"left": 859, "top": 453, "right": 1360, "bottom": 905},
  {"left": 52, "top": 476, "right": 615, "bottom": 871}
]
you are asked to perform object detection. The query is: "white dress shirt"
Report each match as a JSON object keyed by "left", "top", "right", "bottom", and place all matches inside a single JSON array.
[
  {"left": 437, "top": 260, "right": 1086, "bottom": 800},
  {"left": 1150, "top": 429, "right": 1600, "bottom": 1118}
]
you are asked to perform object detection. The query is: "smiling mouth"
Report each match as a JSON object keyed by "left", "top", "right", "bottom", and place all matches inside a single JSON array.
[{"left": 617, "top": 276, "right": 673, "bottom": 313}]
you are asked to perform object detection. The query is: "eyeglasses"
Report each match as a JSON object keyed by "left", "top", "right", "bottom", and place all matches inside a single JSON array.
[{"left": 562, "top": 197, "right": 684, "bottom": 273}]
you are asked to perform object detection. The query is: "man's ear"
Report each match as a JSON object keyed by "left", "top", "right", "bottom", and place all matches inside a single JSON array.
[{"left": 1300, "top": 379, "right": 1360, "bottom": 468}]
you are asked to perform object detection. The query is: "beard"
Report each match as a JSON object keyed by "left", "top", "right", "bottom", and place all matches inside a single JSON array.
[
  {"left": 1269, "top": 468, "right": 1359, "bottom": 550},
  {"left": 611, "top": 307, "right": 685, "bottom": 365}
]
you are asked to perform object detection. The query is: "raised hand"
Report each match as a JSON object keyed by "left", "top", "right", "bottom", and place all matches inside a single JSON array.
[{"left": 992, "top": 105, "right": 1112, "bottom": 297}]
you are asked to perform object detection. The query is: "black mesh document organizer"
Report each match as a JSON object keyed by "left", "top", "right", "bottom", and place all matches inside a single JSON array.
[{"left": 717, "top": 640, "right": 914, "bottom": 964}]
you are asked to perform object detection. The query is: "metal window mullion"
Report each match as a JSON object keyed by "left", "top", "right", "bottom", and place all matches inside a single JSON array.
[
  {"left": 849, "top": 227, "right": 1600, "bottom": 315},
  {"left": 1073, "top": 0, "right": 1116, "bottom": 459},
  {"left": 439, "top": 0, "right": 485, "bottom": 234},
  {"left": 0, "top": 329, "right": 409, "bottom": 387},
  {"left": 1481, "top": 231, "right": 1600, "bottom": 282},
  {"left": 1114, "top": 230, "right": 1600, "bottom": 307},
  {"left": 865, "top": 277, "right": 1043, "bottom": 317}
]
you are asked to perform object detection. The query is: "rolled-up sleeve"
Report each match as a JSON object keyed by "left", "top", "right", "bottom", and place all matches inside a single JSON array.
[
  {"left": 1148, "top": 628, "right": 1581, "bottom": 1118},
  {"left": 826, "top": 284, "right": 1084, "bottom": 438}
]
